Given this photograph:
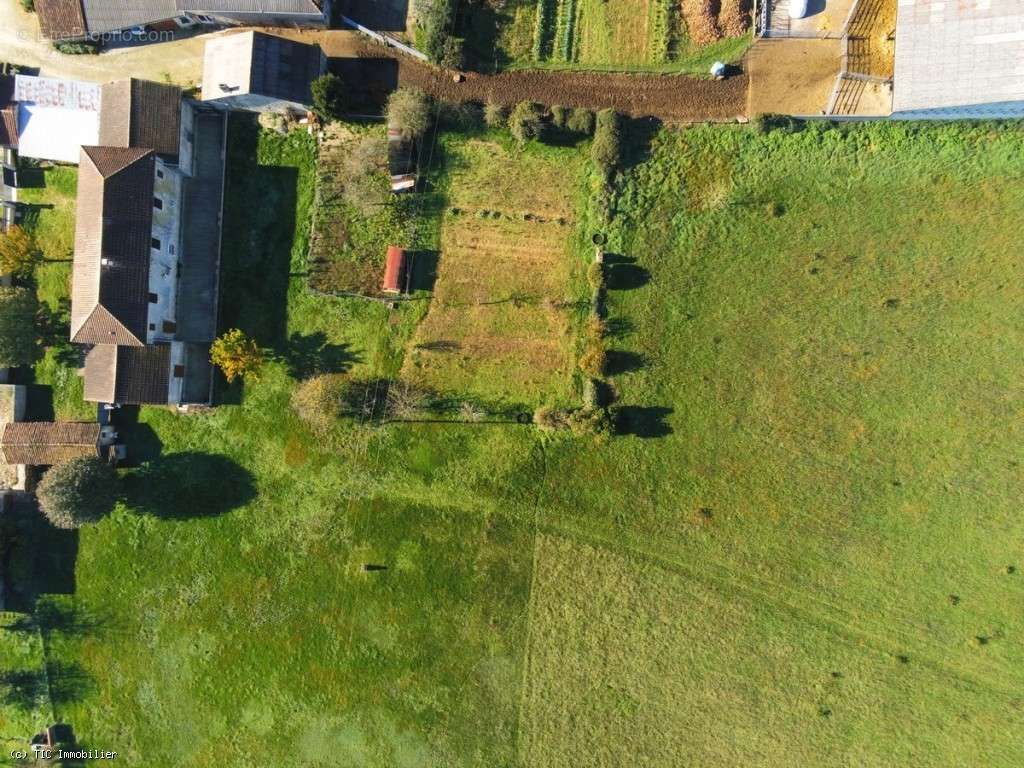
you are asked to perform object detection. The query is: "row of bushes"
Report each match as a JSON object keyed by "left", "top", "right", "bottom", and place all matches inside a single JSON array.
[
  {"left": 554, "top": 0, "right": 578, "bottom": 61},
  {"left": 649, "top": 0, "right": 676, "bottom": 63},
  {"left": 533, "top": 0, "right": 558, "bottom": 61}
]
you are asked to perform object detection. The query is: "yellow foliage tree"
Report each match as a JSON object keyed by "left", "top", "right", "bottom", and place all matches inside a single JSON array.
[
  {"left": 0, "top": 226, "right": 39, "bottom": 278},
  {"left": 210, "top": 329, "right": 263, "bottom": 383}
]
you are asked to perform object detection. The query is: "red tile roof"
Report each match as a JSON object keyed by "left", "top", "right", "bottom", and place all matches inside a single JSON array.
[{"left": 382, "top": 246, "right": 407, "bottom": 294}]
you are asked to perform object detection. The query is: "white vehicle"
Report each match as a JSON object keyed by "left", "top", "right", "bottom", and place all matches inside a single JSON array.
[{"left": 789, "top": 0, "right": 809, "bottom": 19}]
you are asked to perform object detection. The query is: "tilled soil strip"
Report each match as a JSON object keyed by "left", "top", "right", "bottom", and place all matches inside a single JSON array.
[{"left": 358, "top": 44, "right": 749, "bottom": 122}]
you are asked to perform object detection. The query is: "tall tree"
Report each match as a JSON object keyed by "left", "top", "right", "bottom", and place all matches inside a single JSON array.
[
  {"left": 37, "top": 457, "right": 119, "bottom": 529},
  {"left": 310, "top": 73, "right": 346, "bottom": 121},
  {"left": 386, "top": 87, "right": 432, "bottom": 141},
  {"left": 0, "top": 226, "right": 40, "bottom": 278},
  {"left": 210, "top": 329, "right": 264, "bottom": 383}
]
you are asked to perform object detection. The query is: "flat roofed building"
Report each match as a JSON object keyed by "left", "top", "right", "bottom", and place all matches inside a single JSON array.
[
  {"left": 201, "top": 31, "right": 326, "bottom": 113},
  {"left": 14, "top": 75, "right": 101, "bottom": 163},
  {"left": 893, "top": 0, "right": 1024, "bottom": 118}
]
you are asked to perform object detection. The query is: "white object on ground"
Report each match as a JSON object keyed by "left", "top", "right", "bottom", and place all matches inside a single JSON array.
[{"left": 789, "top": 0, "right": 809, "bottom": 19}]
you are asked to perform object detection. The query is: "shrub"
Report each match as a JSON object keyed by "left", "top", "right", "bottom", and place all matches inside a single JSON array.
[
  {"left": 0, "top": 286, "right": 39, "bottom": 367},
  {"left": 310, "top": 73, "right": 346, "bottom": 121},
  {"left": 509, "top": 101, "right": 545, "bottom": 143},
  {"left": 533, "top": 406, "right": 610, "bottom": 438},
  {"left": 0, "top": 225, "right": 40, "bottom": 278},
  {"left": 551, "top": 105, "right": 568, "bottom": 128},
  {"left": 385, "top": 380, "right": 431, "bottom": 420},
  {"left": 592, "top": 109, "right": 621, "bottom": 172},
  {"left": 210, "top": 329, "right": 264, "bottom": 383},
  {"left": 36, "top": 457, "right": 118, "bottom": 529},
  {"left": 438, "top": 101, "right": 482, "bottom": 130},
  {"left": 567, "top": 107, "right": 594, "bottom": 134},
  {"left": 565, "top": 407, "right": 611, "bottom": 438},
  {"left": 578, "top": 343, "right": 607, "bottom": 378},
  {"left": 387, "top": 87, "right": 432, "bottom": 141},
  {"left": 291, "top": 374, "right": 348, "bottom": 434},
  {"left": 582, "top": 378, "right": 600, "bottom": 409},
  {"left": 586, "top": 261, "right": 604, "bottom": 291},
  {"left": 484, "top": 101, "right": 507, "bottom": 128},
  {"left": 20, "top": 0, "right": 34, "bottom": 11},
  {"left": 533, "top": 406, "right": 567, "bottom": 431},
  {"left": 54, "top": 41, "right": 100, "bottom": 55},
  {"left": 439, "top": 36, "right": 465, "bottom": 69}
]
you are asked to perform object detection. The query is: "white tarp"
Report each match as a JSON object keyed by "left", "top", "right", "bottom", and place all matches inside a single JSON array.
[{"left": 14, "top": 75, "right": 100, "bottom": 164}]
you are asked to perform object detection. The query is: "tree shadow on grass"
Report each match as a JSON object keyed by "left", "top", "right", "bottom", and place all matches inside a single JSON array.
[
  {"left": 279, "top": 331, "right": 361, "bottom": 379},
  {"left": 621, "top": 117, "right": 661, "bottom": 172},
  {"left": 613, "top": 406, "right": 674, "bottom": 438},
  {"left": 47, "top": 661, "right": 94, "bottom": 706},
  {"left": 123, "top": 453, "right": 256, "bottom": 520},
  {"left": 0, "top": 661, "right": 92, "bottom": 711},
  {"left": 606, "top": 262, "right": 651, "bottom": 291},
  {"left": 0, "top": 668, "right": 47, "bottom": 711},
  {"left": 605, "top": 350, "right": 648, "bottom": 375}
]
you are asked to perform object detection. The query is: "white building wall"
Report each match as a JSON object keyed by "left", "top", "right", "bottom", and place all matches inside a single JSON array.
[{"left": 147, "top": 157, "right": 183, "bottom": 343}]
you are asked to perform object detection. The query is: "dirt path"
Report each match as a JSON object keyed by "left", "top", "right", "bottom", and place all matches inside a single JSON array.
[{"left": 392, "top": 51, "right": 749, "bottom": 122}]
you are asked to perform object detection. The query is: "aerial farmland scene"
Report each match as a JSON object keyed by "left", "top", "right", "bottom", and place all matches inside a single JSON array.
[{"left": 0, "top": 0, "right": 1021, "bottom": 764}]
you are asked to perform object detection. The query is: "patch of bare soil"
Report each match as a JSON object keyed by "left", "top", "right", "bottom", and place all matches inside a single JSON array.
[{"left": 746, "top": 38, "right": 841, "bottom": 117}]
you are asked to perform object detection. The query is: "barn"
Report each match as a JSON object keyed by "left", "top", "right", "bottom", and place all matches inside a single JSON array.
[{"left": 893, "top": 0, "right": 1024, "bottom": 118}]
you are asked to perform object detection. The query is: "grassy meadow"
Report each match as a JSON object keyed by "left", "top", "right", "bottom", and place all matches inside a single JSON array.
[{"left": 1, "top": 118, "right": 1023, "bottom": 766}]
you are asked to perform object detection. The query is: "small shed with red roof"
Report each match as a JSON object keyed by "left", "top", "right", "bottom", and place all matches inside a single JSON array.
[{"left": 382, "top": 246, "right": 408, "bottom": 294}]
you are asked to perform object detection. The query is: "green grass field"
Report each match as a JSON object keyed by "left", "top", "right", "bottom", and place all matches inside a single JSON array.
[{"left": 2, "top": 120, "right": 1023, "bottom": 766}]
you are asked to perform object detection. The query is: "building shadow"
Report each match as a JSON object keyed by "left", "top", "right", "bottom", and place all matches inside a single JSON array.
[
  {"left": 335, "top": 0, "right": 409, "bottom": 32},
  {"left": 279, "top": 330, "right": 361, "bottom": 378},
  {"left": 15, "top": 167, "right": 46, "bottom": 190},
  {"left": 328, "top": 56, "right": 399, "bottom": 115},
  {"left": 110, "top": 406, "right": 163, "bottom": 464},
  {"left": 219, "top": 113, "right": 296, "bottom": 353},
  {"left": 407, "top": 250, "right": 440, "bottom": 293},
  {"left": 613, "top": 406, "right": 674, "bottom": 438},
  {"left": 123, "top": 452, "right": 256, "bottom": 520}
]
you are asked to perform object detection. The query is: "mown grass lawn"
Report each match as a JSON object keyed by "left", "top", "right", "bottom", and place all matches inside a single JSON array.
[{"left": 3, "top": 119, "right": 1023, "bottom": 767}]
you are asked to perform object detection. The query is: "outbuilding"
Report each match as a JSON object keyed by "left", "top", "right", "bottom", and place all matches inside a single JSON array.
[{"left": 382, "top": 246, "right": 408, "bottom": 294}]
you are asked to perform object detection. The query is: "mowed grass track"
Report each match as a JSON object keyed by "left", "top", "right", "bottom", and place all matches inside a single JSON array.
[
  {"left": 529, "top": 122, "right": 1024, "bottom": 765},
  {"left": 402, "top": 137, "right": 587, "bottom": 406}
]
